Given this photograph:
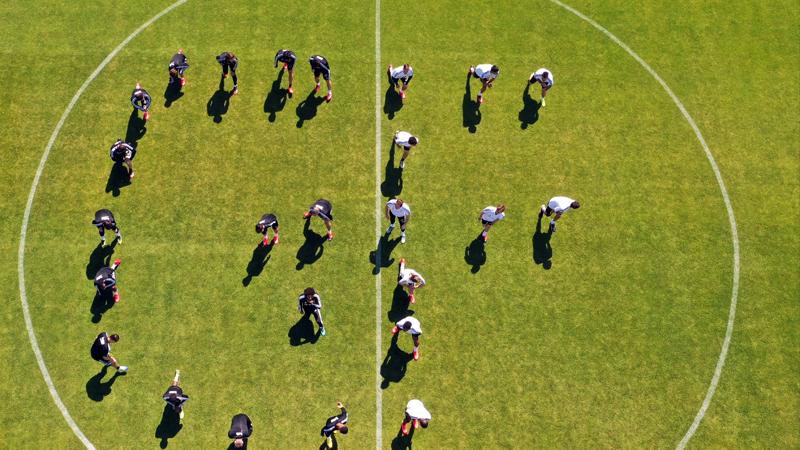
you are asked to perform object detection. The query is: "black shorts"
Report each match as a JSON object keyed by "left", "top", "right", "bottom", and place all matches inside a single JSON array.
[
  {"left": 313, "top": 68, "right": 331, "bottom": 81},
  {"left": 390, "top": 214, "right": 407, "bottom": 225},
  {"left": 544, "top": 206, "right": 554, "bottom": 217},
  {"left": 481, "top": 219, "right": 494, "bottom": 225},
  {"left": 390, "top": 75, "right": 413, "bottom": 86},
  {"left": 281, "top": 58, "right": 296, "bottom": 71}
]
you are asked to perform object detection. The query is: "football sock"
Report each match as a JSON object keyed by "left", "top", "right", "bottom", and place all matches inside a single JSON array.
[{"left": 481, "top": 231, "right": 487, "bottom": 237}]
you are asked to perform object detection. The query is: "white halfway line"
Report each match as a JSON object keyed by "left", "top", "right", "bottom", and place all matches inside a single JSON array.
[
  {"left": 17, "top": 1, "right": 188, "bottom": 448},
  {"left": 548, "top": 1, "right": 741, "bottom": 448},
  {"left": 374, "top": 0, "right": 384, "bottom": 448}
]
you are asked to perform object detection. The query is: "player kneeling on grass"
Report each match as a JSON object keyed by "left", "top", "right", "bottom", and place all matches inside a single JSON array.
[
  {"left": 468, "top": 63, "right": 499, "bottom": 104},
  {"left": 528, "top": 67, "right": 554, "bottom": 107},
  {"left": 479, "top": 204, "right": 506, "bottom": 242},
  {"left": 228, "top": 413, "right": 253, "bottom": 448},
  {"left": 401, "top": 399, "right": 431, "bottom": 436},
  {"left": 256, "top": 213, "right": 280, "bottom": 246},
  {"left": 398, "top": 258, "right": 425, "bottom": 304},
  {"left": 131, "top": 83, "right": 152, "bottom": 121},
  {"left": 539, "top": 196, "right": 580, "bottom": 233},
  {"left": 92, "top": 208, "right": 122, "bottom": 246},
  {"left": 387, "top": 63, "right": 414, "bottom": 100},
  {"left": 298, "top": 287, "right": 326, "bottom": 336},
  {"left": 94, "top": 258, "right": 122, "bottom": 303},
  {"left": 385, "top": 198, "right": 411, "bottom": 244},
  {"left": 274, "top": 49, "right": 297, "bottom": 95},
  {"left": 309, "top": 54, "right": 333, "bottom": 102},
  {"left": 216, "top": 51, "right": 239, "bottom": 95},
  {"left": 392, "top": 316, "right": 422, "bottom": 361},
  {"left": 168, "top": 48, "right": 189, "bottom": 87},
  {"left": 303, "top": 198, "right": 335, "bottom": 241},
  {"left": 163, "top": 369, "right": 189, "bottom": 420},
  {"left": 393, "top": 131, "right": 418, "bottom": 169},
  {"left": 321, "top": 401, "right": 349, "bottom": 449},
  {"left": 109, "top": 138, "right": 136, "bottom": 179},
  {"left": 91, "top": 331, "right": 128, "bottom": 373}
]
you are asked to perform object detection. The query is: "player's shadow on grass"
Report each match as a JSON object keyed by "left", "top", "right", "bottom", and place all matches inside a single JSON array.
[
  {"left": 532, "top": 215, "right": 553, "bottom": 269},
  {"left": 384, "top": 83, "right": 403, "bottom": 120},
  {"left": 519, "top": 83, "right": 541, "bottom": 129},
  {"left": 462, "top": 73, "right": 481, "bottom": 133},
  {"left": 464, "top": 235, "right": 487, "bottom": 273},
  {"left": 126, "top": 108, "right": 147, "bottom": 145},
  {"left": 289, "top": 311, "right": 321, "bottom": 346},
  {"left": 296, "top": 89, "right": 324, "bottom": 128},
  {"left": 154, "top": 404, "right": 183, "bottom": 448},
  {"left": 242, "top": 242, "right": 274, "bottom": 286},
  {"left": 263, "top": 70, "right": 287, "bottom": 122},
  {"left": 391, "top": 427, "right": 416, "bottom": 450},
  {"left": 380, "top": 333, "right": 413, "bottom": 389},
  {"left": 369, "top": 235, "right": 402, "bottom": 275},
  {"left": 105, "top": 162, "right": 132, "bottom": 197},
  {"left": 163, "top": 81, "right": 184, "bottom": 108},
  {"left": 388, "top": 284, "right": 415, "bottom": 322},
  {"left": 296, "top": 218, "right": 325, "bottom": 270},
  {"left": 381, "top": 141, "right": 403, "bottom": 197},
  {"left": 90, "top": 289, "right": 117, "bottom": 323},
  {"left": 207, "top": 79, "right": 231, "bottom": 123},
  {"left": 86, "top": 365, "right": 123, "bottom": 401},
  {"left": 86, "top": 240, "right": 117, "bottom": 280}
]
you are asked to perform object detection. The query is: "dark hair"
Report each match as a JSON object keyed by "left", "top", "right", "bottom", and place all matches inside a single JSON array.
[
  {"left": 255, "top": 224, "right": 264, "bottom": 233},
  {"left": 542, "top": 71, "right": 550, "bottom": 79},
  {"left": 420, "top": 419, "right": 429, "bottom": 428},
  {"left": 110, "top": 334, "right": 120, "bottom": 342},
  {"left": 571, "top": 201, "right": 581, "bottom": 209},
  {"left": 339, "top": 426, "right": 349, "bottom": 434},
  {"left": 168, "top": 392, "right": 178, "bottom": 401},
  {"left": 490, "top": 65, "right": 499, "bottom": 73},
  {"left": 408, "top": 137, "right": 418, "bottom": 146},
  {"left": 304, "top": 287, "right": 316, "bottom": 297},
  {"left": 402, "top": 322, "right": 412, "bottom": 331}
]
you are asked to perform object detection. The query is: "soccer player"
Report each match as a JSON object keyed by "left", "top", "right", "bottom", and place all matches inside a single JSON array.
[
  {"left": 397, "top": 258, "right": 425, "bottom": 304},
  {"left": 228, "top": 413, "right": 253, "bottom": 448},
  {"left": 94, "top": 258, "right": 122, "bottom": 303},
  {"left": 162, "top": 369, "right": 189, "bottom": 420},
  {"left": 401, "top": 399, "right": 431, "bottom": 436},
  {"left": 387, "top": 63, "right": 414, "bottom": 100},
  {"left": 92, "top": 208, "right": 122, "bottom": 246},
  {"left": 274, "top": 49, "right": 297, "bottom": 95},
  {"left": 309, "top": 54, "right": 333, "bottom": 102},
  {"left": 256, "top": 213, "right": 279, "bottom": 246},
  {"left": 320, "top": 401, "right": 349, "bottom": 449},
  {"left": 298, "top": 287, "right": 326, "bottom": 336},
  {"left": 539, "top": 196, "right": 580, "bottom": 233},
  {"left": 385, "top": 198, "right": 411, "bottom": 244},
  {"left": 131, "top": 83, "right": 152, "bottom": 120},
  {"left": 392, "top": 316, "right": 422, "bottom": 360},
  {"left": 468, "top": 63, "right": 499, "bottom": 104},
  {"left": 90, "top": 331, "right": 128, "bottom": 373},
  {"left": 528, "top": 68, "right": 554, "bottom": 107},
  {"left": 216, "top": 51, "right": 239, "bottom": 95},
  {"left": 168, "top": 48, "right": 190, "bottom": 87},
  {"left": 393, "top": 130, "right": 419, "bottom": 169},
  {"left": 303, "top": 198, "right": 334, "bottom": 241},
  {"left": 109, "top": 139, "right": 136, "bottom": 179},
  {"left": 479, "top": 204, "right": 506, "bottom": 242}
]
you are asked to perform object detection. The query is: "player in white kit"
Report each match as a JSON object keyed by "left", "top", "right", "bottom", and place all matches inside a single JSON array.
[
  {"left": 397, "top": 257, "right": 426, "bottom": 304},
  {"left": 392, "top": 316, "right": 422, "bottom": 361},
  {"left": 387, "top": 63, "right": 414, "bottom": 100},
  {"left": 539, "top": 196, "right": 580, "bottom": 233},
  {"left": 479, "top": 204, "right": 506, "bottom": 242},
  {"left": 468, "top": 63, "right": 499, "bottom": 104},
  {"left": 401, "top": 399, "right": 431, "bottom": 436},
  {"left": 393, "top": 131, "right": 419, "bottom": 169},
  {"left": 528, "top": 68, "right": 554, "bottom": 107},
  {"left": 385, "top": 198, "right": 412, "bottom": 244}
]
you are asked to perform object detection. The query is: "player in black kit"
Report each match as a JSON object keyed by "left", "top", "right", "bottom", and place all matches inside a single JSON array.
[
  {"left": 274, "top": 49, "right": 297, "bottom": 96},
  {"left": 90, "top": 331, "right": 128, "bottom": 372},
  {"left": 109, "top": 139, "right": 136, "bottom": 179},
  {"left": 162, "top": 369, "right": 189, "bottom": 420},
  {"left": 298, "top": 287, "right": 326, "bottom": 336},
  {"left": 320, "top": 401, "right": 349, "bottom": 449},
  {"left": 94, "top": 258, "right": 122, "bottom": 303},
  {"left": 256, "top": 213, "right": 279, "bottom": 246},
  {"left": 309, "top": 55, "right": 332, "bottom": 102},
  {"left": 216, "top": 51, "right": 239, "bottom": 95},
  {"left": 228, "top": 413, "right": 253, "bottom": 448},
  {"left": 303, "top": 198, "right": 334, "bottom": 241},
  {"left": 92, "top": 209, "right": 122, "bottom": 245},
  {"left": 168, "top": 48, "right": 189, "bottom": 87},
  {"left": 131, "top": 83, "right": 152, "bottom": 121}
]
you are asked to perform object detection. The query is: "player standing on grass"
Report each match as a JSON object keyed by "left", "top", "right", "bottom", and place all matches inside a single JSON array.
[
  {"left": 228, "top": 413, "right": 253, "bottom": 448},
  {"left": 90, "top": 332, "right": 128, "bottom": 373},
  {"left": 109, "top": 138, "right": 136, "bottom": 179},
  {"left": 92, "top": 209, "right": 122, "bottom": 245},
  {"left": 393, "top": 130, "right": 419, "bottom": 169},
  {"left": 216, "top": 51, "right": 239, "bottom": 95},
  {"left": 274, "top": 49, "right": 297, "bottom": 96},
  {"left": 309, "top": 54, "right": 333, "bottom": 102},
  {"left": 320, "top": 401, "right": 349, "bottom": 449},
  {"left": 400, "top": 399, "right": 431, "bottom": 436},
  {"left": 131, "top": 83, "right": 152, "bottom": 120},
  {"left": 168, "top": 48, "right": 189, "bottom": 87},
  {"left": 468, "top": 63, "right": 500, "bottom": 104},
  {"left": 479, "top": 204, "right": 506, "bottom": 242},
  {"left": 387, "top": 63, "right": 414, "bottom": 100},
  {"left": 392, "top": 316, "right": 423, "bottom": 361},
  {"left": 298, "top": 287, "right": 326, "bottom": 336},
  {"left": 303, "top": 198, "right": 334, "bottom": 241},
  {"left": 398, "top": 258, "right": 426, "bottom": 304},
  {"left": 385, "top": 198, "right": 412, "bottom": 244},
  {"left": 528, "top": 68, "right": 554, "bottom": 107},
  {"left": 539, "top": 196, "right": 580, "bottom": 233},
  {"left": 94, "top": 258, "right": 122, "bottom": 303},
  {"left": 162, "top": 369, "right": 189, "bottom": 420},
  {"left": 256, "top": 213, "right": 280, "bottom": 246}
]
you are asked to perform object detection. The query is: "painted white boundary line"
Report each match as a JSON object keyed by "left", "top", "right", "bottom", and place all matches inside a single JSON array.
[
  {"left": 374, "top": 0, "right": 384, "bottom": 448},
  {"left": 548, "top": 1, "right": 741, "bottom": 447},
  {"left": 16, "top": 1, "right": 187, "bottom": 448}
]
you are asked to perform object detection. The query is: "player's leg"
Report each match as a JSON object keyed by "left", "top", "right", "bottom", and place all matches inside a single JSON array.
[
  {"left": 399, "top": 216, "right": 407, "bottom": 244},
  {"left": 399, "top": 148, "right": 410, "bottom": 169},
  {"left": 314, "top": 72, "right": 321, "bottom": 92},
  {"left": 272, "top": 224, "right": 280, "bottom": 245},
  {"left": 124, "top": 157, "right": 134, "bottom": 178},
  {"left": 386, "top": 213, "right": 396, "bottom": 234},
  {"left": 324, "top": 219, "right": 333, "bottom": 240},
  {"left": 401, "top": 412, "right": 412, "bottom": 435},
  {"left": 98, "top": 226, "right": 106, "bottom": 245},
  {"left": 481, "top": 221, "right": 492, "bottom": 240},
  {"left": 324, "top": 74, "right": 332, "bottom": 102},
  {"left": 313, "top": 308, "right": 326, "bottom": 335},
  {"left": 231, "top": 70, "right": 238, "bottom": 94},
  {"left": 412, "top": 334, "right": 420, "bottom": 360},
  {"left": 112, "top": 225, "right": 122, "bottom": 243},
  {"left": 222, "top": 63, "right": 229, "bottom": 78},
  {"left": 288, "top": 67, "right": 295, "bottom": 94},
  {"left": 541, "top": 85, "right": 549, "bottom": 106}
]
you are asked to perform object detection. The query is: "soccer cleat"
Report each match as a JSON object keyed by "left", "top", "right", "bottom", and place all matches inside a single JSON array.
[
  {"left": 320, "top": 327, "right": 326, "bottom": 336},
  {"left": 143, "top": 111, "right": 150, "bottom": 121},
  {"left": 113, "top": 292, "right": 120, "bottom": 303},
  {"left": 539, "top": 205, "right": 546, "bottom": 218},
  {"left": 273, "top": 235, "right": 280, "bottom": 245},
  {"left": 401, "top": 233, "right": 406, "bottom": 244},
  {"left": 482, "top": 233, "right": 489, "bottom": 242},
  {"left": 400, "top": 90, "right": 406, "bottom": 100},
  {"left": 262, "top": 237, "right": 269, "bottom": 246},
  {"left": 326, "top": 436, "right": 333, "bottom": 449},
  {"left": 391, "top": 326, "right": 399, "bottom": 335},
  {"left": 399, "top": 257, "right": 406, "bottom": 266},
  {"left": 401, "top": 422, "right": 410, "bottom": 436},
  {"left": 325, "top": 92, "right": 332, "bottom": 103},
  {"left": 232, "top": 87, "right": 239, "bottom": 95},
  {"left": 179, "top": 410, "right": 185, "bottom": 420},
  {"left": 288, "top": 85, "right": 294, "bottom": 95},
  {"left": 180, "top": 77, "right": 186, "bottom": 87},
  {"left": 541, "top": 98, "right": 547, "bottom": 107},
  {"left": 478, "top": 95, "right": 485, "bottom": 104},
  {"left": 116, "top": 236, "right": 122, "bottom": 245},
  {"left": 129, "top": 170, "right": 135, "bottom": 179},
  {"left": 413, "top": 349, "right": 420, "bottom": 361},
  {"left": 101, "top": 238, "right": 106, "bottom": 246},
  {"left": 327, "top": 231, "right": 333, "bottom": 241},
  {"left": 399, "top": 160, "right": 405, "bottom": 169},
  {"left": 409, "top": 294, "right": 415, "bottom": 304},
  {"left": 282, "top": 63, "right": 288, "bottom": 70},
  {"left": 113, "top": 259, "right": 122, "bottom": 267},
  {"left": 117, "top": 365, "right": 128, "bottom": 373},
  {"left": 549, "top": 222, "right": 556, "bottom": 233},
  {"left": 314, "top": 83, "right": 321, "bottom": 93},
  {"left": 414, "top": 419, "right": 420, "bottom": 429},
  {"left": 469, "top": 65, "right": 475, "bottom": 75},
  {"left": 303, "top": 211, "right": 312, "bottom": 219},
  {"left": 385, "top": 224, "right": 395, "bottom": 235}
]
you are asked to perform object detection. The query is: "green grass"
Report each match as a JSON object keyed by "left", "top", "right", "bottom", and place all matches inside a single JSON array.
[{"left": 1, "top": 1, "right": 798, "bottom": 449}]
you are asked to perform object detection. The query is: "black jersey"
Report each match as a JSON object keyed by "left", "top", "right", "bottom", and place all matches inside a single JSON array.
[
  {"left": 90, "top": 332, "right": 112, "bottom": 361},
  {"left": 216, "top": 52, "right": 239, "bottom": 70},
  {"left": 274, "top": 49, "right": 297, "bottom": 69},
  {"left": 109, "top": 140, "right": 135, "bottom": 162},
  {"left": 310, "top": 199, "right": 333, "bottom": 221},
  {"left": 256, "top": 213, "right": 279, "bottom": 233},
  {"left": 321, "top": 407, "right": 348, "bottom": 436},
  {"left": 298, "top": 292, "right": 322, "bottom": 312},
  {"left": 228, "top": 413, "right": 253, "bottom": 439},
  {"left": 93, "top": 209, "right": 116, "bottom": 229},
  {"left": 94, "top": 267, "right": 116, "bottom": 290},
  {"left": 163, "top": 385, "right": 189, "bottom": 408},
  {"left": 309, "top": 55, "right": 331, "bottom": 76},
  {"left": 169, "top": 53, "right": 189, "bottom": 71}
]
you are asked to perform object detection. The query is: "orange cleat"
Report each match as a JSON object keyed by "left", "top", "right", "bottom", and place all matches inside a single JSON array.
[
  {"left": 413, "top": 349, "right": 420, "bottom": 361},
  {"left": 409, "top": 294, "right": 416, "bottom": 304},
  {"left": 391, "top": 326, "right": 399, "bottom": 335},
  {"left": 113, "top": 292, "right": 120, "bottom": 303},
  {"left": 325, "top": 93, "right": 332, "bottom": 103},
  {"left": 143, "top": 111, "right": 150, "bottom": 121},
  {"left": 180, "top": 77, "right": 186, "bottom": 87},
  {"left": 401, "top": 422, "right": 409, "bottom": 436},
  {"left": 273, "top": 235, "right": 280, "bottom": 245},
  {"left": 327, "top": 231, "right": 333, "bottom": 241}
]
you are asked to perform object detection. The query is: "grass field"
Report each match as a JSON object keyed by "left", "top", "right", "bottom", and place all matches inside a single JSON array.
[{"left": 1, "top": 1, "right": 798, "bottom": 449}]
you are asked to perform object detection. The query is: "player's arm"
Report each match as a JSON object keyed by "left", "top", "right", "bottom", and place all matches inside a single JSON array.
[
  {"left": 312, "top": 295, "right": 322, "bottom": 309},
  {"left": 404, "top": 212, "right": 411, "bottom": 224}
]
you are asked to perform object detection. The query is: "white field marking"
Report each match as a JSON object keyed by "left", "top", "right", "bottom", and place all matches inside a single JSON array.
[
  {"left": 549, "top": 1, "right": 741, "bottom": 447},
  {"left": 17, "top": 1, "right": 188, "bottom": 448},
  {"left": 374, "top": 0, "right": 384, "bottom": 448}
]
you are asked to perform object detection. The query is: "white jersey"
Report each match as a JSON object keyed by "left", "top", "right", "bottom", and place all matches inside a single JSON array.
[
  {"left": 394, "top": 131, "right": 415, "bottom": 147},
  {"left": 481, "top": 206, "right": 505, "bottom": 223},
  {"left": 398, "top": 268, "right": 425, "bottom": 287},
  {"left": 387, "top": 199, "right": 411, "bottom": 218},
  {"left": 475, "top": 64, "right": 498, "bottom": 81},
  {"left": 548, "top": 196, "right": 575, "bottom": 214},
  {"left": 532, "top": 68, "right": 554, "bottom": 88},
  {"left": 390, "top": 66, "right": 413, "bottom": 79},
  {"left": 405, "top": 399, "right": 431, "bottom": 420},
  {"left": 396, "top": 316, "right": 422, "bottom": 335}
]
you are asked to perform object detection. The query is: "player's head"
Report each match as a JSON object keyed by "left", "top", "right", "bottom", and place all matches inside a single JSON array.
[
  {"left": 408, "top": 136, "right": 418, "bottom": 146},
  {"left": 395, "top": 198, "right": 404, "bottom": 207},
  {"left": 168, "top": 392, "right": 178, "bottom": 401},
  {"left": 541, "top": 71, "right": 550, "bottom": 80},
  {"left": 109, "top": 334, "right": 120, "bottom": 342},
  {"left": 227, "top": 52, "right": 236, "bottom": 61},
  {"left": 419, "top": 419, "right": 430, "bottom": 428},
  {"left": 178, "top": 48, "right": 183, "bottom": 54},
  {"left": 490, "top": 65, "right": 500, "bottom": 73},
  {"left": 255, "top": 223, "right": 265, "bottom": 234},
  {"left": 496, "top": 204, "right": 506, "bottom": 213},
  {"left": 234, "top": 438, "right": 245, "bottom": 448},
  {"left": 402, "top": 63, "right": 410, "bottom": 72},
  {"left": 135, "top": 82, "right": 142, "bottom": 90},
  {"left": 304, "top": 287, "right": 316, "bottom": 299},
  {"left": 571, "top": 201, "right": 581, "bottom": 209},
  {"left": 337, "top": 424, "right": 349, "bottom": 434},
  {"left": 402, "top": 321, "right": 412, "bottom": 331}
]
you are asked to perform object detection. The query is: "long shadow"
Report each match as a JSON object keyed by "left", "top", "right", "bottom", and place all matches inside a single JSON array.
[
  {"left": 391, "top": 428, "right": 415, "bottom": 450},
  {"left": 296, "top": 218, "right": 325, "bottom": 270},
  {"left": 380, "top": 141, "right": 403, "bottom": 197},
  {"left": 86, "top": 365, "right": 122, "bottom": 401},
  {"left": 518, "top": 83, "right": 541, "bottom": 129},
  {"left": 90, "top": 289, "right": 116, "bottom": 323},
  {"left": 462, "top": 73, "right": 481, "bottom": 133},
  {"left": 288, "top": 311, "right": 320, "bottom": 346},
  {"left": 207, "top": 79, "right": 231, "bottom": 123},
  {"left": 318, "top": 435, "right": 338, "bottom": 450},
  {"left": 296, "top": 89, "right": 324, "bottom": 128},
  {"left": 242, "top": 242, "right": 274, "bottom": 286},
  {"left": 369, "top": 235, "right": 402, "bottom": 275},
  {"left": 154, "top": 404, "right": 183, "bottom": 448},
  {"left": 163, "top": 81, "right": 184, "bottom": 108},
  {"left": 532, "top": 215, "right": 553, "bottom": 269},
  {"left": 380, "top": 333, "right": 413, "bottom": 389},
  {"left": 105, "top": 161, "right": 131, "bottom": 197},
  {"left": 86, "top": 240, "right": 117, "bottom": 280},
  {"left": 464, "top": 235, "right": 487, "bottom": 273},
  {"left": 263, "top": 70, "right": 287, "bottom": 122},
  {"left": 125, "top": 108, "right": 147, "bottom": 145},
  {"left": 388, "top": 284, "right": 414, "bottom": 322},
  {"left": 384, "top": 83, "right": 403, "bottom": 120}
]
